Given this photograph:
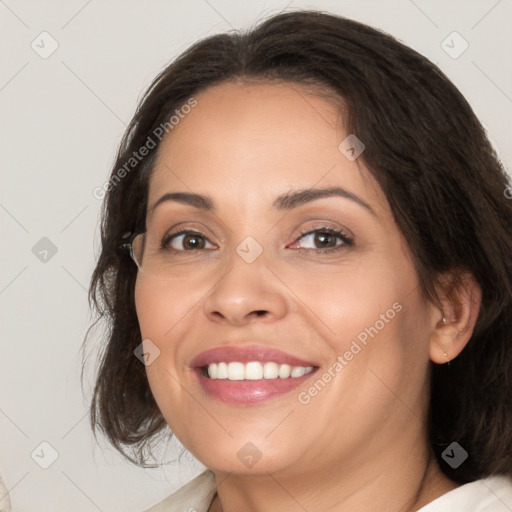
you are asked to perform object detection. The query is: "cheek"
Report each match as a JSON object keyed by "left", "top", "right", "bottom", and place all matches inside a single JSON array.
[
  {"left": 134, "top": 276, "right": 200, "bottom": 340},
  {"left": 134, "top": 275, "right": 207, "bottom": 391},
  {"left": 296, "top": 268, "right": 430, "bottom": 424},
  {"left": 284, "top": 259, "right": 403, "bottom": 339},
  {"left": 134, "top": 277, "right": 166, "bottom": 340},
  {"left": 134, "top": 278, "right": 151, "bottom": 333},
  {"left": 134, "top": 277, "right": 190, "bottom": 430},
  {"left": 134, "top": 277, "right": 185, "bottom": 397},
  {"left": 286, "top": 252, "right": 428, "bottom": 370}
]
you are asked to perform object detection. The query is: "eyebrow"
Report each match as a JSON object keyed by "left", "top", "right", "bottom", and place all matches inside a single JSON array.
[{"left": 148, "top": 186, "right": 376, "bottom": 217}]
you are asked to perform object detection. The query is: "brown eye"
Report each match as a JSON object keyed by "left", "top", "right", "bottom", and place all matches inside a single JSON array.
[
  {"left": 292, "top": 227, "right": 353, "bottom": 251},
  {"left": 181, "top": 233, "right": 206, "bottom": 250},
  {"left": 313, "top": 232, "right": 338, "bottom": 248},
  {"left": 162, "top": 231, "right": 215, "bottom": 251}
]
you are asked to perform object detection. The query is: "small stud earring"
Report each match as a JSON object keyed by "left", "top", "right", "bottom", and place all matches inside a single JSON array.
[{"left": 442, "top": 317, "right": 447, "bottom": 324}]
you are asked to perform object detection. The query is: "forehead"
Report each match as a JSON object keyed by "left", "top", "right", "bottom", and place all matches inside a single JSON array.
[{"left": 147, "top": 80, "right": 387, "bottom": 217}]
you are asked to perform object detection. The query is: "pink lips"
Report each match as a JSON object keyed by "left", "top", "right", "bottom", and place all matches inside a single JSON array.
[
  {"left": 190, "top": 346, "right": 317, "bottom": 368},
  {"left": 190, "top": 345, "right": 318, "bottom": 406}
]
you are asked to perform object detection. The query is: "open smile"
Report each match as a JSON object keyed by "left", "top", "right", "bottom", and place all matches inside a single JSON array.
[{"left": 191, "top": 345, "right": 319, "bottom": 405}]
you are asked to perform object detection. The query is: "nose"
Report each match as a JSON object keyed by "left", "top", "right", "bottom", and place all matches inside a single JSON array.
[{"left": 202, "top": 250, "right": 288, "bottom": 327}]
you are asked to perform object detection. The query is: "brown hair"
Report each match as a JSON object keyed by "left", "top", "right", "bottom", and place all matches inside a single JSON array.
[{"left": 83, "top": 10, "right": 512, "bottom": 482}]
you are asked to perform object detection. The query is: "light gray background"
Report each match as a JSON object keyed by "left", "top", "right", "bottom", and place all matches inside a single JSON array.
[{"left": 1, "top": 0, "right": 511, "bottom": 510}]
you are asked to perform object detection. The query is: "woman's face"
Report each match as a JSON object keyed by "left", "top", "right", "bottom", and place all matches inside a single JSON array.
[{"left": 135, "top": 81, "right": 440, "bottom": 477}]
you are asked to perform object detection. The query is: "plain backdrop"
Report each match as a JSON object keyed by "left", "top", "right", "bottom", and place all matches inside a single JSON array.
[{"left": 1, "top": 0, "right": 511, "bottom": 510}]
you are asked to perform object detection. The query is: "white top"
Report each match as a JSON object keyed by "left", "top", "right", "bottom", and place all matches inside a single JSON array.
[{"left": 144, "top": 470, "right": 512, "bottom": 512}]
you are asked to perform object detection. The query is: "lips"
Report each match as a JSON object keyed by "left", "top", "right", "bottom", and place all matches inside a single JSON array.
[
  {"left": 190, "top": 345, "right": 319, "bottom": 405},
  {"left": 190, "top": 346, "right": 317, "bottom": 368}
]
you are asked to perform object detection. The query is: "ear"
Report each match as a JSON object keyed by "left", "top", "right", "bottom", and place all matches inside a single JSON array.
[{"left": 429, "top": 270, "right": 482, "bottom": 364}]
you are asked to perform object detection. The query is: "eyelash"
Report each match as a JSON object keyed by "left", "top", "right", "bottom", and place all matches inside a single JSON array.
[
  {"left": 161, "top": 225, "right": 354, "bottom": 255},
  {"left": 292, "top": 225, "right": 354, "bottom": 254}
]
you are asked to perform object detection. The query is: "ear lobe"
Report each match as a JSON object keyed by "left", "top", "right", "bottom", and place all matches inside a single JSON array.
[{"left": 429, "top": 270, "right": 482, "bottom": 365}]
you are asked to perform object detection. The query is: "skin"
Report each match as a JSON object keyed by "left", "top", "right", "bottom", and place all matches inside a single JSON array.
[{"left": 134, "top": 80, "right": 482, "bottom": 512}]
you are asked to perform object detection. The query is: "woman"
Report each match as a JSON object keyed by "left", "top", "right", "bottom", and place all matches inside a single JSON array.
[{"left": 85, "top": 10, "right": 512, "bottom": 512}]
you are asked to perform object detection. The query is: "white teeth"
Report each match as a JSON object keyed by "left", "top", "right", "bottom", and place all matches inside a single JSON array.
[
  {"left": 278, "top": 364, "right": 291, "bottom": 378},
  {"left": 227, "top": 362, "right": 245, "bottom": 380},
  {"left": 217, "top": 362, "right": 228, "bottom": 379},
  {"left": 263, "top": 362, "right": 279, "bottom": 379},
  {"left": 207, "top": 363, "right": 217, "bottom": 379},
  {"left": 291, "top": 366, "right": 306, "bottom": 378},
  {"left": 206, "top": 361, "right": 314, "bottom": 380},
  {"left": 245, "top": 361, "right": 264, "bottom": 380}
]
